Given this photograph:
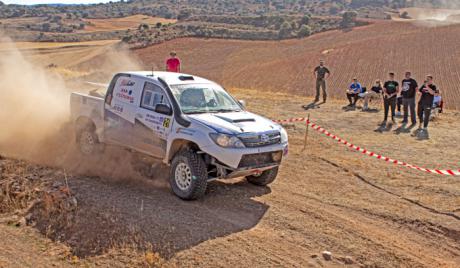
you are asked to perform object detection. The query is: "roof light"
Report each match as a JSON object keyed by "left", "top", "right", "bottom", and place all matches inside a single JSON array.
[{"left": 179, "top": 75, "right": 194, "bottom": 81}]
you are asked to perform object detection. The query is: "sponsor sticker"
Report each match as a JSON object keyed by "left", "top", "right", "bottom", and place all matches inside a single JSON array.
[
  {"left": 120, "top": 79, "right": 135, "bottom": 87},
  {"left": 145, "top": 114, "right": 163, "bottom": 125},
  {"left": 116, "top": 92, "right": 135, "bottom": 103},
  {"left": 163, "top": 118, "right": 171, "bottom": 128},
  {"left": 112, "top": 104, "right": 124, "bottom": 113},
  {"left": 177, "top": 128, "right": 196, "bottom": 136}
]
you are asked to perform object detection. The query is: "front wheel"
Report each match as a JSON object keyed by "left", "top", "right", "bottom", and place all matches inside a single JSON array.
[
  {"left": 246, "top": 167, "right": 279, "bottom": 186},
  {"left": 169, "top": 150, "right": 208, "bottom": 200}
]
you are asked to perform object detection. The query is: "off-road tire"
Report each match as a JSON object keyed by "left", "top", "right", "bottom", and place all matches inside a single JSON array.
[
  {"left": 76, "top": 127, "right": 101, "bottom": 155},
  {"left": 170, "top": 149, "right": 208, "bottom": 200},
  {"left": 246, "top": 167, "right": 279, "bottom": 186}
]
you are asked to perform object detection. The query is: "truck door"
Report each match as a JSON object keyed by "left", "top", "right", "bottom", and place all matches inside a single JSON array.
[
  {"left": 104, "top": 75, "right": 142, "bottom": 145},
  {"left": 131, "top": 82, "right": 173, "bottom": 158}
]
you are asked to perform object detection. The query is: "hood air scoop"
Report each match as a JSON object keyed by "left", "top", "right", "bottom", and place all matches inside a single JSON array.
[{"left": 215, "top": 115, "right": 255, "bottom": 123}]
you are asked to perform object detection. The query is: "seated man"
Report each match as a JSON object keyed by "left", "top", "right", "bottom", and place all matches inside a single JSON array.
[
  {"left": 360, "top": 79, "right": 383, "bottom": 111},
  {"left": 431, "top": 94, "right": 443, "bottom": 119},
  {"left": 433, "top": 95, "right": 442, "bottom": 108},
  {"left": 346, "top": 78, "right": 362, "bottom": 107}
]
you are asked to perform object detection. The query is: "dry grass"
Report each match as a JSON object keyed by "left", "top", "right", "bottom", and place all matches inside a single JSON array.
[
  {"left": 0, "top": 40, "right": 118, "bottom": 51},
  {"left": 82, "top": 15, "right": 177, "bottom": 32}
]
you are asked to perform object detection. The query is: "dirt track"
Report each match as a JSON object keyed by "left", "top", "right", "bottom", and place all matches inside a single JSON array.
[{"left": 1, "top": 88, "right": 459, "bottom": 267}]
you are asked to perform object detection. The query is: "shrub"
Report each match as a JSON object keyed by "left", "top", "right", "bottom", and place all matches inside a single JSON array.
[
  {"left": 297, "top": 25, "right": 312, "bottom": 38},
  {"left": 278, "top": 21, "right": 292, "bottom": 39},
  {"left": 400, "top": 11, "right": 411, "bottom": 19},
  {"left": 341, "top": 11, "right": 358, "bottom": 28}
]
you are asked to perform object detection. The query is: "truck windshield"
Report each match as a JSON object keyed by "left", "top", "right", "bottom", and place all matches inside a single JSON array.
[{"left": 170, "top": 84, "right": 242, "bottom": 114}]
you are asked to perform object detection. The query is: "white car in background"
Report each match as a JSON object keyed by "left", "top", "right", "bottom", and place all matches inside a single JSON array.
[{"left": 70, "top": 71, "right": 288, "bottom": 200}]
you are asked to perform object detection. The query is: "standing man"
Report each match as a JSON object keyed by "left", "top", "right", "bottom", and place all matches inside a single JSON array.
[
  {"left": 313, "top": 60, "right": 330, "bottom": 103},
  {"left": 382, "top": 72, "right": 399, "bottom": 125},
  {"left": 400, "top": 71, "right": 418, "bottom": 125},
  {"left": 417, "top": 75, "right": 439, "bottom": 134},
  {"left": 166, "top": 51, "right": 181, "bottom": 72}
]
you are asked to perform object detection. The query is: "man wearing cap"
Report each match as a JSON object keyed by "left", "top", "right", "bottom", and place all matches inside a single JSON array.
[
  {"left": 401, "top": 71, "right": 418, "bottom": 125},
  {"left": 166, "top": 51, "right": 181, "bottom": 72},
  {"left": 382, "top": 72, "right": 399, "bottom": 125},
  {"left": 313, "top": 60, "right": 331, "bottom": 103}
]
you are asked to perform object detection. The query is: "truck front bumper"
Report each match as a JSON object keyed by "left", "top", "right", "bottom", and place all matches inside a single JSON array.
[{"left": 201, "top": 142, "right": 288, "bottom": 170}]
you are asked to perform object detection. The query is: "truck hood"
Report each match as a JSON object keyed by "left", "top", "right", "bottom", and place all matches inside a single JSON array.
[{"left": 188, "top": 111, "right": 279, "bottom": 134}]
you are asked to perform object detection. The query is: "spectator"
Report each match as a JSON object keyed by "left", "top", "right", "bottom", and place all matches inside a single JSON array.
[
  {"left": 166, "top": 51, "right": 181, "bottom": 72},
  {"left": 313, "top": 60, "right": 331, "bottom": 103},
  {"left": 400, "top": 71, "right": 418, "bottom": 125},
  {"left": 382, "top": 72, "right": 399, "bottom": 124},
  {"left": 396, "top": 94, "right": 403, "bottom": 116},
  {"left": 346, "top": 78, "right": 362, "bottom": 107},
  {"left": 433, "top": 94, "right": 442, "bottom": 109},
  {"left": 361, "top": 79, "right": 383, "bottom": 111},
  {"left": 417, "top": 75, "right": 439, "bottom": 132}
]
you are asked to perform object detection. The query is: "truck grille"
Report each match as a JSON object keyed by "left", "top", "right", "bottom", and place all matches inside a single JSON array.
[
  {"left": 238, "top": 131, "right": 281, "bottom": 148},
  {"left": 238, "top": 151, "right": 282, "bottom": 168}
]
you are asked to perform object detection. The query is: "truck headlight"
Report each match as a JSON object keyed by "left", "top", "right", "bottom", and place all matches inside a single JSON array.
[
  {"left": 280, "top": 128, "right": 288, "bottom": 143},
  {"left": 209, "top": 133, "right": 245, "bottom": 148}
]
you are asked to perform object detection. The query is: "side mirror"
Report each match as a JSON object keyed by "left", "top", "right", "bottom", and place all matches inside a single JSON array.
[
  {"left": 238, "top": 100, "right": 246, "bottom": 108},
  {"left": 155, "top": 103, "right": 173, "bottom": 116}
]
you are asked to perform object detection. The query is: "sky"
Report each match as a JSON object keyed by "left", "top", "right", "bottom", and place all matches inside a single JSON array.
[{"left": 2, "top": 0, "right": 118, "bottom": 4}]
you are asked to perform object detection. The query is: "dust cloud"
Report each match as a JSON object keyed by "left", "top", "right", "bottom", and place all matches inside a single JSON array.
[
  {"left": 0, "top": 35, "right": 69, "bottom": 158},
  {"left": 408, "top": 1, "right": 460, "bottom": 26},
  {"left": 0, "top": 34, "right": 163, "bottom": 184}
]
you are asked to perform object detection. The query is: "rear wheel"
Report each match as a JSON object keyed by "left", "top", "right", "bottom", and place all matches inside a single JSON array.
[
  {"left": 169, "top": 150, "right": 208, "bottom": 200},
  {"left": 246, "top": 167, "right": 279, "bottom": 186},
  {"left": 77, "top": 128, "right": 101, "bottom": 155}
]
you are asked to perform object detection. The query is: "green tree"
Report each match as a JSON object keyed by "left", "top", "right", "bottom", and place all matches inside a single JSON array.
[
  {"left": 341, "top": 11, "right": 358, "bottom": 28},
  {"left": 278, "top": 21, "right": 292, "bottom": 39},
  {"left": 300, "top": 14, "right": 311, "bottom": 25},
  {"left": 42, "top": 23, "right": 51, "bottom": 32},
  {"left": 297, "top": 25, "right": 312, "bottom": 38},
  {"left": 138, "top": 23, "right": 149, "bottom": 31},
  {"left": 178, "top": 9, "right": 192, "bottom": 20}
]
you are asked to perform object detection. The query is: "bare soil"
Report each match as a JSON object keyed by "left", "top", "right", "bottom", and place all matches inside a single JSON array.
[{"left": 1, "top": 88, "right": 459, "bottom": 267}]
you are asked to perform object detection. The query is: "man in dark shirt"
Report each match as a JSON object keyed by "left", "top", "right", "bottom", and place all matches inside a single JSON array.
[
  {"left": 313, "top": 60, "right": 330, "bottom": 103},
  {"left": 417, "top": 75, "right": 439, "bottom": 132},
  {"left": 401, "top": 71, "right": 418, "bottom": 125},
  {"left": 362, "top": 79, "right": 383, "bottom": 110},
  {"left": 382, "top": 72, "right": 399, "bottom": 125}
]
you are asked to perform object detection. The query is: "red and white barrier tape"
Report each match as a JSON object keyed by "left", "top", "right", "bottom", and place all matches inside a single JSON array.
[{"left": 274, "top": 117, "right": 460, "bottom": 176}]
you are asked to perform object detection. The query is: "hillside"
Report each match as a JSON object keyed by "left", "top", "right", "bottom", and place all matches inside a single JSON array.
[
  {"left": 134, "top": 20, "right": 460, "bottom": 110},
  {"left": 0, "top": 0, "right": 396, "bottom": 43}
]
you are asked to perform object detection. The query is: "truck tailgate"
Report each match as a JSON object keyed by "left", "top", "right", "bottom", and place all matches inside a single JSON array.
[{"left": 70, "top": 92, "right": 105, "bottom": 123}]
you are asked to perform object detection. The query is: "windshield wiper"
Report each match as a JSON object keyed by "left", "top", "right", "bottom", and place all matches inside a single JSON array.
[
  {"left": 184, "top": 110, "right": 208, "bottom": 114},
  {"left": 210, "top": 109, "right": 241, "bottom": 113}
]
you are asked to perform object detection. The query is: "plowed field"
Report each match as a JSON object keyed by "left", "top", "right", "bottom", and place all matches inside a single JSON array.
[{"left": 135, "top": 20, "right": 460, "bottom": 109}]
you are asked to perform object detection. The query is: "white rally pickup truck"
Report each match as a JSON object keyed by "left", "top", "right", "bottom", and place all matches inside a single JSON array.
[{"left": 70, "top": 71, "right": 288, "bottom": 200}]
